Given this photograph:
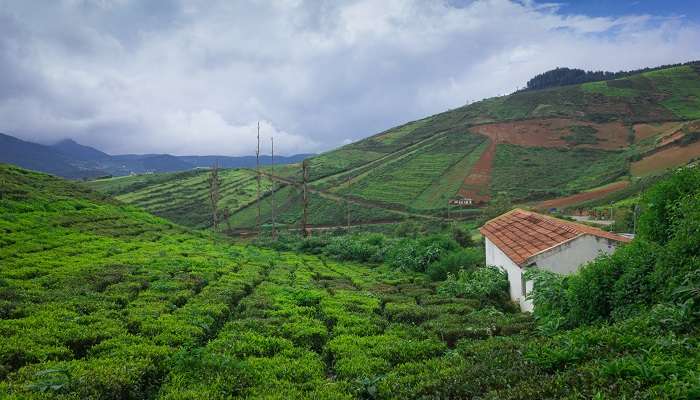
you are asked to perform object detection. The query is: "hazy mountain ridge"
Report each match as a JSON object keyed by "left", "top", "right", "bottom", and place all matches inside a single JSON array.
[{"left": 0, "top": 133, "right": 314, "bottom": 178}]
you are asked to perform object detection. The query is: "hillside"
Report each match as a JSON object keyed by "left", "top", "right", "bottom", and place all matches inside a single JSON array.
[
  {"left": 303, "top": 63, "right": 700, "bottom": 209},
  {"left": 1, "top": 164, "right": 698, "bottom": 399},
  {"left": 84, "top": 63, "right": 700, "bottom": 231}
]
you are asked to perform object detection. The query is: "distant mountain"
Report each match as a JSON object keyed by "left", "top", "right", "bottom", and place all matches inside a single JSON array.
[
  {"left": 0, "top": 133, "right": 100, "bottom": 179},
  {"left": 179, "top": 154, "right": 313, "bottom": 169},
  {"left": 111, "top": 154, "right": 194, "bottom": 173},
  {"left": 0, "top": 133, "right": 314, "bottom": 179},
  {"left": 51, "top": 139, "right": 110, "bottom": 161}
]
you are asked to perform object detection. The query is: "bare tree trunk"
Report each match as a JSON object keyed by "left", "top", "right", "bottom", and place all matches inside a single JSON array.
[
  {"left": 301, "top": 159, "right": 309, "bottom": 237},
  {"left": 223, "top": 207, "right": 232, "bottom": 233},
  {"left": 256, "top": 122, "right": 261, "bottom": 235},
  {"left": 345, "top": 174, "right": 351, "bottom": 230},
  {"left": 208, "top": 162, "right": 220, "bottom": 230},
  {"left": 270, "top": 136, "right": 276, "bottom": 239}
]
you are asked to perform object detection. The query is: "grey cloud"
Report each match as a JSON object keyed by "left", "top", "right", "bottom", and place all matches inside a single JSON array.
[{"left": 0, "top": 0, "right": 698, "bottom": 156}]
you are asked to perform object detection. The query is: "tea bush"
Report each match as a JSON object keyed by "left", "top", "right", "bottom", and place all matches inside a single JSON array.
[{"left": 2, "top": 164, "right": 698, "bottom": 399}]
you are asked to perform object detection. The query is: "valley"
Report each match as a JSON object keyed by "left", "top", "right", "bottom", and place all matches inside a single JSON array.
[{"left": 2, "top": 62, "right": 700, "bottom": 400}]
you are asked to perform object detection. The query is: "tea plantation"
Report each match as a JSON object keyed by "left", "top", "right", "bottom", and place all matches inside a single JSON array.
[{"left": 1, "top": 163, "right": 699, "bottom": 399}]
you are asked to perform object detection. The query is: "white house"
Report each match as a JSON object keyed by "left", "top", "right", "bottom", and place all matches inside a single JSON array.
[{"left": 479, "top": 209, "right": 631, "bottom": 312}]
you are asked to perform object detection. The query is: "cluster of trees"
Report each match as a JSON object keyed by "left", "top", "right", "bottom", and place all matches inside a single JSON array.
[{"left": 522, "top": 60, "right": 700, "bottom": 92}]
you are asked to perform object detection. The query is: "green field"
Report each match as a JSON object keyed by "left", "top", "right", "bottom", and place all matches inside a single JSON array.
[
  {"left": 491, "top": 145, "right": 629, "bottom": 201},
  {"left": 87, "top": 169, "right": 272, "bottom": 229},
  {"left": 340, "top": 132, "right": 485, "bottom": 209},
  {"left": 2, "top": 164, "right": 699, "bottom": 399}
]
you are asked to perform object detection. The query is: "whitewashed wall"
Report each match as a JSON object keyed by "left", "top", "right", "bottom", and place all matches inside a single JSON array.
[
  {"left": 485, "top": 237, "right": 529, "bottom": 310},
  {"left": 532, "top": 235, "right": 619, "bottom": 275},
  {"left": 485, "top": 235, "right": 623, "bottom": 313}
]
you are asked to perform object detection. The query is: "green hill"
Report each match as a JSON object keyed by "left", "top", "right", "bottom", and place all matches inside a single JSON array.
[
  {"left": 2, "top": 164, "right": 699, "bottom": 399},
  {"left": 87, "top": 63, "right": 700, "bottom": 230}
]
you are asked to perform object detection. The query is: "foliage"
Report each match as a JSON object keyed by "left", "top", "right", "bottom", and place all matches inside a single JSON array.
[
  {"left": 522, "top": 61, "right": 700, "bottom": 91},
  {"left": 3, "top": 163, "right": 700, "bottom": 399},
  {"left": 426, "top": 248, "right": 483, "bottom": 281},
  {"left": 386, "top": 236, "right": 458, "bottom": 272},
  {"left": 450, "top": 224, "right": 474, "bottom": 248},
  {"left": 637, "top": 166, "right": 700, "bottom": 244},
  {"left": 529, "top": 167, "right": 700, "bottom": 332},
  {"left": 437, "top": 267, "right": 509, "bottom": 304}
]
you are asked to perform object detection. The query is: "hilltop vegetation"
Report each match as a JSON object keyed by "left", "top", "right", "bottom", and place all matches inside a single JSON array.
[
  {"left": 522, "top": 60, "right": 699, "bottom": 91},
  {"left": 2, "top": 164, "right": 699, "bottom": 399}
]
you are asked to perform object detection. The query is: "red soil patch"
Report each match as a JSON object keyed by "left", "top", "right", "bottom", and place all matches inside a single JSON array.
[
  {"left": 470, "top": 118, "right": 629, "bottom": 150},
  {"left": 458, "top": 139, "right": 495, "bottom": 204},
  {"left": 633, "top": 122, "right": 683, "bottom": 141},
  {"left": 632, "top": 141, "right": 700, "bottom": 176},
  {"left": 535, "top": 181, "right": 630, "bottom": 210}
]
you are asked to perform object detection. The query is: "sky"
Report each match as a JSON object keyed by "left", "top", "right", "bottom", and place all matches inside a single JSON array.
[{"left": 1, "top": 0, "right": 699, "bottom": 156}]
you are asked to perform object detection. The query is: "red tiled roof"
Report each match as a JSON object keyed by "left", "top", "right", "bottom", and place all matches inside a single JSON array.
[{"left": 479, "top": 209, "right": 631, "bottom": 267}]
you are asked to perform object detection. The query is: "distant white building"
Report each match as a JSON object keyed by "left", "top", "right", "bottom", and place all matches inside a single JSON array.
[
  {"left": 449, "top": 196, "right": 473, "bottom": 206},
  {"left": 479, "top": 209, "right": 631, "bottom": 312}
]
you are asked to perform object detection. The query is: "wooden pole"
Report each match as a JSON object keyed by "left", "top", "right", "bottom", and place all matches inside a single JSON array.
[
  {"left": 271, "top": 136, "right": 276, "bottom": 239},
  {"left": 208, "top": 162, "right": 220, "bottom": 230},
  {"left": 345, "top": 174, "right": 351, "bottom": 230},
  {"left": 301, "top": 159, "right": 309, "bottom": 237},
  {"left": 256, "top": 122, "right": 261, "bottom": 235}
]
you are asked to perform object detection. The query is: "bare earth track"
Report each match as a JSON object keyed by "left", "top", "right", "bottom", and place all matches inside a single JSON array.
[
  {"left": 458, "top": 139, "right": 496, "bottom": 203},
  {"left": 535, "top": 181, "right": 631, "bottom": 210}
]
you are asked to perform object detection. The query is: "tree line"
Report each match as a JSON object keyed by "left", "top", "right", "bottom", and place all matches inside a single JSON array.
[{"left": 521, "top": 60, "right": 700, "bottom": 92}]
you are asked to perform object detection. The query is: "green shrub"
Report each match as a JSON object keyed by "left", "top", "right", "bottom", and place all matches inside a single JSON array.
[
  {"left": 426, "top": 248, "right": 484, "bottom": 281},
  {"left": 437, "top": 267, "right": 509, "bottom": 304}
]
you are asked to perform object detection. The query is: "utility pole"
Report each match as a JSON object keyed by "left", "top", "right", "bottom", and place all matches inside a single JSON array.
[
  {"left": 256, "top": 122, "right": 261, "bottom": 235},
  {"left": 208, "top": 162, "right": 220, "bottom": 230},
  {"left": 270, "top": 136, "right": 276, "bottom": 239},
  {"left": 345, "top": 174, "right": 351, "bottom": 230},
  {"left": 301, "top": 159, "right": 309, "bottom": 237}
]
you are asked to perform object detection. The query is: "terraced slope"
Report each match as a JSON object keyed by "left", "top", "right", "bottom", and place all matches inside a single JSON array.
[
  {"left": 88, "top": 169, "right": 272, "bottom": 229},
  {"left": 88, "top": 63, "right": 700, "bottom": 227},
  {"left": 300, "top": 63, "right": 700, "bottom": 211}
]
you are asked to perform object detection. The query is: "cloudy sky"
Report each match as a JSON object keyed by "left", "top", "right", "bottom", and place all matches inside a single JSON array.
[{"left": 1, "top": 0, "right": 699, "bottom": 156}]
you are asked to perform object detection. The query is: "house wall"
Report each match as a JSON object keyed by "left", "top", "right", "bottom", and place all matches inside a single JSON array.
[
  {"left": 532, "top": 235, "right": 620, "bottom": 275},
  {"left": 485, "top": 237, "right": 528, "bottom": 310},
  {"left": 486, "top": 235, "right": 623, "bottom": 313}
]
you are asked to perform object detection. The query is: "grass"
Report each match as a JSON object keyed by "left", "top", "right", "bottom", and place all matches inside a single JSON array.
[
  {"left": 342, "top": 132, "right": 485, "bottom": 209},
  {"left": 582, "top": 81, "right": 640, "bottom": 97},
  {"left": 87, "top": 169, "right": 272, "bottom": 229},
  {"left": 491, "top": 145, "right": 629, "bottom": 201},
  {"left": 644, "top": 65, "right": 700, "bottom": 119}
]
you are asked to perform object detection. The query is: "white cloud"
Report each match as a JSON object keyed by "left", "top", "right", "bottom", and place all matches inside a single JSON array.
[{"left": 0, "top": 0, "right": 698, "bottom": 155}]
